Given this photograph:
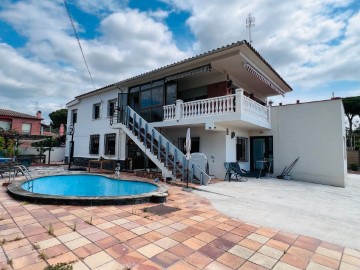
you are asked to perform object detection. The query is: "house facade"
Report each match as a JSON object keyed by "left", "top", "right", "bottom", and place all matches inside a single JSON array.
[
  {"left": 66, "top": 41, "right": 347, "bottom": 187},
  {"left": 0, "top": 109, "right": 43, "bottom": 135}
]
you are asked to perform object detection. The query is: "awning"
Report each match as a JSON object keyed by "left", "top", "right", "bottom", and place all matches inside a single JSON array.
[
  {"left": 245, "top": 62, "right": 285, "bottom": 96},
  {"left": 165, "top": 64, "right": 212, "bottom": 82}
]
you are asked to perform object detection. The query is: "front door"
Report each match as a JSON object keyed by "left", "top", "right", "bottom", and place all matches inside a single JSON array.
[{"left": 250, "top": 136, "right": 273, "bottom": 172}]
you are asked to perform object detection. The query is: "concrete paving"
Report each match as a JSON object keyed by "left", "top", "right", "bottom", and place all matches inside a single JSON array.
[{"left": 194, "top": 173, "right": 360, "bottom": 250}]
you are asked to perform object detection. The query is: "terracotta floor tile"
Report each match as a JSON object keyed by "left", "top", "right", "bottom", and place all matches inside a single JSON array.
[
  {"left": 43, "top": 244, "right": 70, "bottom": 259},
  {"left": 272, "top": 233, "right": 298, "bottom": 245},
  {"left": 339, "top": 262, "right": 360, "bottom": 270},
  {"left": 255, "top": 227, "right": 279, "bottom": 238},
  {"left": 65, "top": 236, "right": 92, "bottom": 250},
  {"left": 12, "top": 252, "right": 40, "bottom": 269},
  {"left": 249, "top": 252, "right": 278, "bottom": 269},
  {"left": 137, "top": 243, "right": 164, "bottom": 258},
  {"left": 121, "top": 221, "right": 141, "bottom": 230},
  {"left": 258, "top": 245, "right": 285, "bottom": 260},
  {"left": 114, "top": 230, "right": 137, "bottom": 242},
  {"left": 83, "top": 251, "right": 113, "bottom": 268},
  {"left": 104, "top": 225, "right": 125, "bottom": 235},
  {"left": 142, "top": 231, "right": 164, "bottom": 242},
  {"left": 281, "top": 252, "right": 310, "bottom": 269},
  {"left": 273, "top": 261, "right": 302, "bottom": 270},
  {"left": 228, "top": 245, "right": 255, "bottom": 260},
  {"left": 344, "top": 248, "right": 360, "bottom": 259},
  {"left": 125, "top": 236, "right": 150, "bottom": 250},
  {"left": 180, "top": 226, "right": 203, "bottom": 237},
  {"left": 3, "top": 238, "right": 30, "bottom": 251},
  {"left": 115, "top": 250, "right": 146, "bottom": 267},
  {"left": 221, "top": 232, "right": 244, "bottom": 243},
  {"left": 78, "top": 226, "right": 101, "bottom": 236},
  {"left": 217, "top": 252, "right": 246, "bottom": 269},
  {"left": 306, "top": 261, "right": 335, "bottom": 270},
  {"left": 46, "top": 251, "right": 78, "bottom": 266},
  {"left": 6, "top": 245, "right": 34, "bottom": 260},
  {"left": 195, "top": 232, "right": 218, "bottom": 243},
  {"left": 145, "top": 222, "right": 165, "bottom": 230},
  {"left": 185, "top": 251, "right": 213, "bottom": 268},
  {"left": 293, "top": 236, "right": 321, "bottom": 252},
  {"left": 105, "top": 243, "right": 129, "bottom": 259},
  {"left": 206, "top": 227, "right": 227, "bottom": 237},
  {"left": 71, "top": 260, "right": 90, "bottom": 270},
  {"left": 183, "top": 237, "right": 207, "bottom": 250},
  {"left": 247, "top": 233, "right": 270, "bottom": 244},
  {"left": 266, "top": 239, "right": 290, "bottom": 252},
  {"left": 168, "top": 231, "right": 192, "bottom": 242},
  {"left": 151, "top": 250, "right": 180, "bottom": 268},
  {"left": 167, "top": 260, "right": 199, "bottom": 270},
  {"left": 231, "top": 227, "right": 252, "bottom": 238},
  {"left": 238, "top": 261, "right": 267, "bottom": 269},
  {"left": 167, "top": 243, "right": 194, "bottom": 258},
  {"left": 95, "top": 236, "right": 120, "bottom": 249},
  {"left": 315, "top": 246, "right": 342, "bottom": 261},
  {"left": 85, "top": 231, "right": 110, "bottom": 242},
  {"left": 17, "top": 261, "right": 48, "bottom": 270},
  {"left": 155, "top": 226, "right": 177, "bottom": 236},
  {"left": 57, "top": 231, "right": 82, "bottom": 243},
  {"left": 73, "top": 243, "right": 102, "bottom": 258},
  {"left": 312, "top": 253, "right": 340, "bottom": 269},
  {"left": 198, "top": 243, "right": 226, "bottom": 260},
  {"left": 342, "top": 254, "right": 360, "bottom": 267},
  {"left": 37, "top": 238, "right": 62, "bottom": 250},
  {"left": 153, "top": 237, "right": 179, "bottom": 250},
  {"left": 319, "top": 241, "right": 344, "bottom": 253},
  {"left": 239, "top": 238, "right": 263, "bottom": 251}
]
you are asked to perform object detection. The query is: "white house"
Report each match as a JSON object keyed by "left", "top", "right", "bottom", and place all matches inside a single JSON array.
[{"left": 66, "top": 40, "right": 347, "bottom": 187}]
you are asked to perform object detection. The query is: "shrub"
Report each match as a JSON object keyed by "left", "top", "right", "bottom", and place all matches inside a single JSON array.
[{"left": 350, "top": 163, "right": 358, "bottom": 171}]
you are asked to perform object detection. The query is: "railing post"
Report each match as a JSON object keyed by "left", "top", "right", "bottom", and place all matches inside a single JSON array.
[
  {"left": 165, "top": 142, "right": 169, "bottom": 166},
  {"left": 173, "top": 149, "right": 177, "bottom": 176},
  {"left": 151, "top": 129, "right": 154, "bottom": 153},
  {"left": 138, "top": 118, "right": 142, "bottom": 140},
  {"left": 175, "top": 100, "right": 183, "bottom": 120},
  {"left": 158, "top": 136, "right": 162, "bottom": 160},
  {"left": 235, "top": 88, "right": 244, "bottom": 114}
]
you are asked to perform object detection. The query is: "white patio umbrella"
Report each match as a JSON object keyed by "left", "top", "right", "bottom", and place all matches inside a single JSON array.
[{"left": 185, "top": 127, "right": 191, "bottom": 188}]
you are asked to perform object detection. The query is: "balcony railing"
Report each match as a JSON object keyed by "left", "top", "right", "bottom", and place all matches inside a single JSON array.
[{"left": 163, "top": 88, "right": 271, "bottom": 126}]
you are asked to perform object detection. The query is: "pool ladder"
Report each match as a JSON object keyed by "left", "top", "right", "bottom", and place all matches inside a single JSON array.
[{"left": 8, "top": 165, "right": 32, "bottom": 183}]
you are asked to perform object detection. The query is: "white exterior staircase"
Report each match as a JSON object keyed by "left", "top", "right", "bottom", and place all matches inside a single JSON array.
[{"left": 115, "top": 106, "right": 212, "bottom": 185}]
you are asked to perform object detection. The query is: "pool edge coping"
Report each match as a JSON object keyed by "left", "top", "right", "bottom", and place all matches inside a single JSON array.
[{"left": 7, "top": 174, "right": 168, "bottom": 205}]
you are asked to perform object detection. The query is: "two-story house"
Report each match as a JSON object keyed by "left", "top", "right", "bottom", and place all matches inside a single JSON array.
[
  {"left": 66, "top": 41, "right": 347, "bottom": 187},
  {"left": 0, "top": 109, "right": 43, "bottom": 135}
]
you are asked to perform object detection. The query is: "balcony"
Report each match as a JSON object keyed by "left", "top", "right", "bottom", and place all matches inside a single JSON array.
[{"left": 160, "top": 89, "right": 271, "bottom": 129}]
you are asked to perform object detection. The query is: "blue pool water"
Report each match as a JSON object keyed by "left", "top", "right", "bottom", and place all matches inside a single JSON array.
[{"left": 21, "top": 175, "right": 158, "bottom": 197}]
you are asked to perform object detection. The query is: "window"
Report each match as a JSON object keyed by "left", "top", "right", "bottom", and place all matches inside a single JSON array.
[
  {"left": 104, "top": 133, "right": 116, "bottom": 155},
  {"left": 178, "top": 137, "right": 200, "bottom": 154},
  {"left": 71, "top": 109, "right": 77, "bottom": 124},
  {"left": 22, "top": 123, "right": 32, "bottom": 134},
  {"left": 89, "top": 134, "right": 100, "bottom": 154},
  {"left": 93, "top": 103, "right": 101, "bottom": 119},
  {"left": 0, "top": 120, "right": 10, "bottom": 130},
  {"left": 236, "top": 137, "right": 248, "bottom": 162},
  {"left": 108, "top": 99, "right": 116, "bottom": 117}
]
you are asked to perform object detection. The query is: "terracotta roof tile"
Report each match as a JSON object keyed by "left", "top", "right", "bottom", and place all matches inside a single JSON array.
[{"left": 0, "top": 109, "right": 40, "bottom": 120}]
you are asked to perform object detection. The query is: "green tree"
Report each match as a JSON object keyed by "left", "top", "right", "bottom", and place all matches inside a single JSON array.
[
  {"left": 343, "top": 96, "right": 360, "bottom": 135},
  {"left": 32, "top": 137, "right": 56, "bottom": 164},
  {"left": 49, "top": 109, "right": 68, "bottom": 129}
]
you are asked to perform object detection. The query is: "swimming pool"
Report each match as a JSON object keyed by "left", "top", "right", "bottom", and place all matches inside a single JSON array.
[{"left": 7, "top": 174, "right": 168, "bottom": 205}]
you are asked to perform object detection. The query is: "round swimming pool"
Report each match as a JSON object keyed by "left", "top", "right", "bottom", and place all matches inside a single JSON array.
[{"left": 7, "top": 174, "right": 168, "bottom": 205}]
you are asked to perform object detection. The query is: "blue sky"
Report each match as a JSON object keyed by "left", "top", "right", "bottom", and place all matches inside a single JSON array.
[{"left": 0, "top": 0, "right": 359, "bottom": 124}]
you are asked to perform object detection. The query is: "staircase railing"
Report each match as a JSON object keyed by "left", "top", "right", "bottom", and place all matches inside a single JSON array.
[{"left": 120, "top": 106, "right": 211, "bottom": 185}]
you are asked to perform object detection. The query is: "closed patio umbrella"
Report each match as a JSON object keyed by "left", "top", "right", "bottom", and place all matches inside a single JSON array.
[{"left": 185, "top": 127, "right": 191, "bottom": 188}]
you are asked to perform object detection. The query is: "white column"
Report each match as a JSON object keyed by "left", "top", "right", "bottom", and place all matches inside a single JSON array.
[
  {"left": 175, "top": 99, "right": 183, "bottom": 120},
  {"left": 235, "top": 88, "right": 244, "bottom": 113},
  {"left": 118, "top": 129, "right": 126, "bottom": 160}
]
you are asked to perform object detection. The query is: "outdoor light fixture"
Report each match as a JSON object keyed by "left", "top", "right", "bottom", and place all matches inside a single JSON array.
[
  {"left": 226, "top": 128, "right": 229, "bottom": 135},
  {"left": 231, "top": 131, "right": 236, "bottom": 139}
]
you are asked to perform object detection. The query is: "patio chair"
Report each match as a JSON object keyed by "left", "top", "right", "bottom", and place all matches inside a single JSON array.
[{"left": 227, "top": 162, "right": 258, "bottom": 182}]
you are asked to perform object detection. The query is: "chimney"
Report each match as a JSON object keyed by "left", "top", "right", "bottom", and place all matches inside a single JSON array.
[
  {"left": 296, "top": 100, "right": 300, "bottom": 104},
  {"left": 36, "top": 110, "right": 42, "bottom": 119}
]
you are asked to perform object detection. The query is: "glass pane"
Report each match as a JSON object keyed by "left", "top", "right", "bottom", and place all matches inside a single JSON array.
[
  {"left": 140, "top": 83, "right": 151, "bottom": 91},
  {"left": 151, "top": 107, "right": 163, "bottom": 122},
  {"left": 140, "top": 90, "right": 151, "bottom": 108},
  {"left": 166, "top": 83, "right": 177, "bottom": 105},
  {"left": 151, "top": 87, "right": 163, "bottom": 106}
]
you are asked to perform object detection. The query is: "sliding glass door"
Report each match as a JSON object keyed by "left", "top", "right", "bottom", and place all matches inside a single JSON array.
[{"left": 250, "top": 136, "right": 273, "bottom": 172}]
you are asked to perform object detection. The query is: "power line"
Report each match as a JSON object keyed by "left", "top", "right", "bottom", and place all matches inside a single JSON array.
[{"left": 63, "top": 0, "right": 102, "bottom": 101}]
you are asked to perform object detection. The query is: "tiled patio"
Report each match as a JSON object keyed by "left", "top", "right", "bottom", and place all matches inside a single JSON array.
[{"left": 0, "top": 168, "right": 359, "bottom": 269}]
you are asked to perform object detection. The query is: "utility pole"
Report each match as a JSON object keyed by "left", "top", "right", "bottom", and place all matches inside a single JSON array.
[{"left": 246, "top": 13, "right": 255, "bottom": 44}]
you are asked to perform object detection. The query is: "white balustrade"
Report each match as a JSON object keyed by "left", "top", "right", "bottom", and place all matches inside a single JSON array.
[{"left": 162, "top": 88, "right": 270, "bottom": 126}]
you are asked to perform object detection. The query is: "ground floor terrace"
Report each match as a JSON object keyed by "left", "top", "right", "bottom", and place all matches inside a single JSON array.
[{"left": 0, "top": 167, "right": 359, "bottom": 270}]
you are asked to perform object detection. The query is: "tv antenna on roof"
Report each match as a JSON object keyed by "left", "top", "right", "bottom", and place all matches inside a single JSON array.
[{"left": 246, "top": 13, "right": 255, "bottom": 44}]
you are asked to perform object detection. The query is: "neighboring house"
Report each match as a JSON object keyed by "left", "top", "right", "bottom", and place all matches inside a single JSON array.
[
  {"left": 0, "top": 109, "right": 43, "bottom": 135},
  {"left": 66, "top": 40, "right": 347, "bottom": 187}
]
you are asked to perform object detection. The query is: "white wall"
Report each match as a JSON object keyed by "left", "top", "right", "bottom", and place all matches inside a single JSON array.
[
  {"left": 251, "top": 99, "right": 347, "bottom": 187},
  {"left": 66, "top": 89, "right": 126, "bottom": 161},
  {"left": 20, "top": 147, "right": 65, "bottom": 163}
]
